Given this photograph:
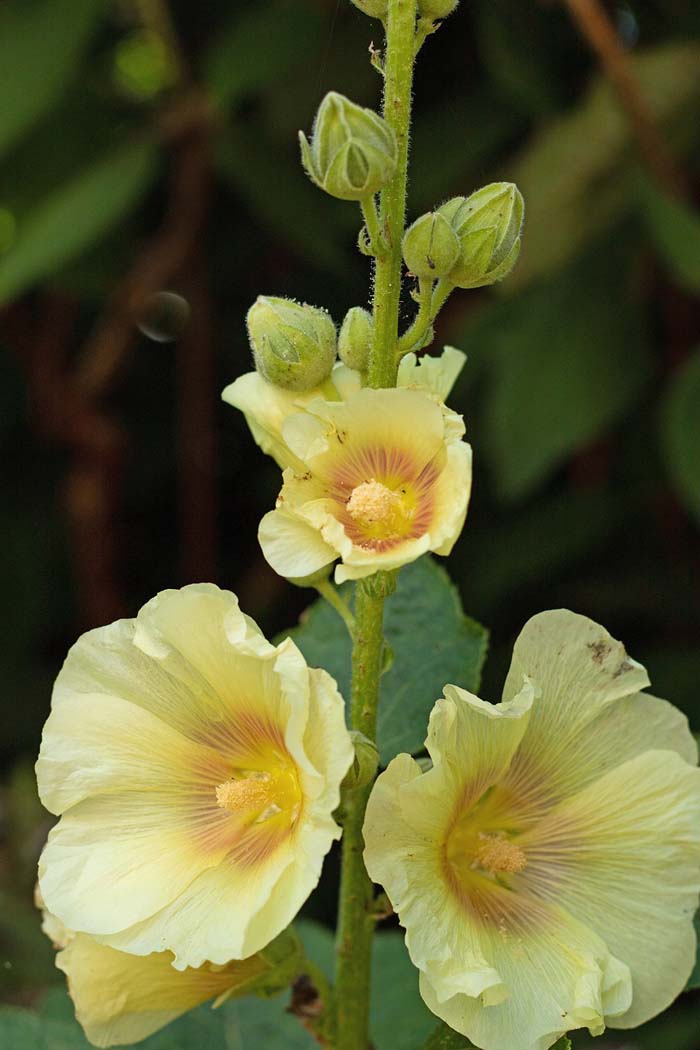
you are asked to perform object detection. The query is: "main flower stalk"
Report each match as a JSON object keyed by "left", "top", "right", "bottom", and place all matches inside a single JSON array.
[{"left": 334, "top": 2, "right": 419, "bottom": 1046}]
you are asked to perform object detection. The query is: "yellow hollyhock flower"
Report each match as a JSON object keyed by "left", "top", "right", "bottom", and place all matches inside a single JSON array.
[
  {"left": 364, "top": 610, "right": 700, "bottom": 1050},
  {"left": 258, "top": 382, "right": 471, "bottom": 583},
  {"left": 36, "top": 584, "right": 353, "bottom": 970},
  {"left": 222, "top": 347, "right": 466, "bottom": 472},
  {"left": 56, "top": 935, "right": 273, "bottom": 1048}
]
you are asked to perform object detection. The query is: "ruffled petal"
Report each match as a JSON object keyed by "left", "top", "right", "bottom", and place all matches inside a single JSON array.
[
  {"left": 397, "top": 346, "right": 467, "bottom": 401},
  {"left": 258, "top": 508, "right": 337, "bottom": 579},
  {"left": 500, "top": 610, "right": 653, "bottom": 806},
  {"left": 521, "top": 748, "right": 700, "bottom": 1029}
]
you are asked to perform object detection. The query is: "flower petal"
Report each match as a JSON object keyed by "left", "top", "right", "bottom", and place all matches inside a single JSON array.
[
  {"left": 500, "top": 610, "right": 654, "bottom": 805},
  {"left": 522, "top": 748, "right": 700, "bottom": 1029},
  {"left": 57, "top": 934, "right": 267, "bottom": 1048},
  {"left": 397, "top": 346, "right": 467, "bottom": 401},
  {"left": 259, "top": 507, "right": 337, "bottom": 579}
]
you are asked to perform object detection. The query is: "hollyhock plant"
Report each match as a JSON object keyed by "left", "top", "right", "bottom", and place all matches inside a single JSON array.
[
  {"left": 36, "top": 584, "right": 353, "bottom": 970},
  {"left": 364, "top": 610, "right": 700, "bottom": 1050}
]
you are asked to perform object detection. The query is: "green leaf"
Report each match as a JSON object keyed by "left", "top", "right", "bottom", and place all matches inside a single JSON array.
[
  {"left": 204, "top": 0, "right": 322, "bottom": 110},
  {"left": 473, "top": 243, "right": 653, "bottom": 502},
  {"left": 421, "top": 1023, "right": 473, "bottom": 1049},
  {"left": 637, "top": 176, "right": 700, "bottom": 293},
  {"left": 0, "top": 0, "right": 105, "bottom": 159},
  {"left": 371, "top": 933, "right": 435, "bottom": 1049},
  {"left": 506, "top": 43, "right": 700, "bottom": 293},
  {"left": 659, "top": 350, "right": 700, "bottom": 524},
  {"left": 299, "top": 921, "right": 434, "bottom": 1050},
  {"left": 0, "top": 138, "right": 158, "bottom": 304},
  {"left": 287, "top": 557, "right": 488, "bottom": 764}
]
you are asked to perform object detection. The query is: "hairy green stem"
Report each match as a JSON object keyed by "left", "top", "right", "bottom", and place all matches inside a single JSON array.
[
  {"left": 334, "top": 583, "right": 387, "bottom": 1049},
  {"left": 334, "top": 4, "right": 418, "bottom": 1046},
  {"left": 367, "top": 0, "right": 419, "bottom": 390}
]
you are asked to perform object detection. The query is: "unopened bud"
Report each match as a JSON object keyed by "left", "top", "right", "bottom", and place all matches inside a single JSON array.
[
  {"left": 350, "top": 0, "right": 388, "bottom": 17},
  {"left": 343, "top": 731, "right": 379, "bottom": 791},
  {"left": 438, "top": 182, "right": 524, "bottom": 289},
  {"left": 418, "top": 0, "right": 459, "bottom": 19},
  {"left": 402, "top": 211, "right": 460, "bottom": 279},
  {"left": 247, "top": 296, "right": 337, "bottom": 392},
  {"left": 299, "top": 92, "right": 397, "bottom": 202},
  {"left": 339, "top": 307, "right": 373, "bottom": 372}
]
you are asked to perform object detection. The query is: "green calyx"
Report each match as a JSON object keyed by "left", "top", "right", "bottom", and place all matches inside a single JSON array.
[
  {"left": 342, "top": 730, "right": 380, "bottom": 792},
  {"left": 418, "top": 0, "right": 459, "bottom": 19},
  {"left": 339, "top": 306, "right": 373, "bottom": 372},
  {"left": 438, "top": 182, "right": 524, "bottom": 289},
  {"left": 299, "top": 91, "right": 397, "bottom": 202},
  {"left": 350, "top": 0, "right": 388, "bottom": 18},
  {"left": 247, "top": 296, "right": 337, "bottom": 391},
  {"left": 402, "top": 211, "right": 460, "bottom": 279}
]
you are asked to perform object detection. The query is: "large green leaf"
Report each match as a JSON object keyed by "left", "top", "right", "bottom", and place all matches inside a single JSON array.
[
  {"left": 0, "top": 0, "right": 104, "bottom": 160},
  {"left": 659, "top": 350, "right": 700, "bottom": 525},
  {"left": 0, "top": 139, "right": 158, "bottom": 304},
  {"left": 286, "top": 557, "right": 488, "bottom": 764},
  {"left": 299, "top": 921, "right": 434, "bottom": 1050},
  {"left": 505, "top": 43, "right": 700, "bottom": 293},
  {"left": 637, "top": 177, "right": 700, "bottom": 293},
  {"left": 472, "top": 244, "right": 653, "bottom": 502},
  {"left": 204, "top": 0, "right": 322, "bottom": 110}
]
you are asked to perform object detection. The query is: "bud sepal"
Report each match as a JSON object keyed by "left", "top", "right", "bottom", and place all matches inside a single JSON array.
[{"left": 247, "top": 296, "right": 337, "bottom": 392}]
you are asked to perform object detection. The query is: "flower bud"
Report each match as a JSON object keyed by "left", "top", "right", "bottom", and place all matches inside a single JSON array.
[
  {"left": 339, "top": 306, "right": 373, "bottom": 372},
  {"left": 342, "top": 731, "right": 379, "bottom": 791},
  {"left": 418, "top": 0, "right": 459, "bottom": 19},
  {"left": 438, "top": 182, "right": 524, "bottom": 289},
  {"left": 299, "top": 92, "right": 397, "bottom": 202},
  {"left": 350, "top": 0, "right": 388, "bottom": 17},
  {"left": 402, "top": 211, "right": 460, "bottom": 279},
  {"left": 247, "top": 296, "right": 337, "bottom": 392}
]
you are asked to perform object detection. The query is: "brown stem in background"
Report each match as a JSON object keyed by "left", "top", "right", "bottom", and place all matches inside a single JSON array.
[
  {"left": 177, "top": 246, "right": 219, "bottom": 583},
  {"left": 563, "top": 0, "right": 689, "bottom": 198}
]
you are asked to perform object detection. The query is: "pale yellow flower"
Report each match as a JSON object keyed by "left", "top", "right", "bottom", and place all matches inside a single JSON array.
[
  {"left": 258, "top": 383, "right": 471, "bottom": 583},
  {"left": 222, "top": 347, "right": 466, "bottom": 472},
  {"left": 36, "top": 584, "right": 353, "bottom": 969},
  {"left": 363, "top": 610, "right": 700, "bottom": 1050},
  {"left": 56, "top": 933, "right": 275, "bottom": 1048},
  {"left": 222, "top": 361, "right": 362, "bottom": 470}
]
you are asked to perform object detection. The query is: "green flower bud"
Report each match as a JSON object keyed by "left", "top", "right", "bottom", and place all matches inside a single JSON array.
[
  {"left": 299, "top": 91, "right": 397, "bottom": 202},
  {"left": 247, "top": 296, "right": 337, "bottom": 392},
  {"left": 418, "top": 0, "right": 459, "bottom": 19},
  {"left": 342, "top": 731, "right": 379, "bottom": 791},
  {"left": 402, "top": 211, "right": 460, "bottom": 279},
  {"left": 339, "top": 306, "right": 373, "bottom": 372},
  {"left": 438, "top": 182, "right": 524, "bottom": 289},
  {"left": 350, "top": 0, "right": 388, "bottom": 17}
]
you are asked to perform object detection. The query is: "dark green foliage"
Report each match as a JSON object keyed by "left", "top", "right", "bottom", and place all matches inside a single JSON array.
[{"left": 287, "top": 558, "right": 488, "bottom": 764}]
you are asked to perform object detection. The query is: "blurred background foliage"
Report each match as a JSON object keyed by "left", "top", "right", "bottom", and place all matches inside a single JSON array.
[{"left": 1, "top": 0, "right": 699, "bottom": 1045}]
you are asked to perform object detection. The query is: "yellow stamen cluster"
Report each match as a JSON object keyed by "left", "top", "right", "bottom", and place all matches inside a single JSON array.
[
  {"left": 346, "top": 479, "right": 403, "bottom": 524},
  {"left": 474, "top": 833, "right": 527, "bottom": 875}
]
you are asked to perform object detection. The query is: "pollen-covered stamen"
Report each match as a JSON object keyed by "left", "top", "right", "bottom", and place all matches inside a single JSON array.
[
  {"left": 346, "top": 478, "right": 404, "bottom": 524},
  {"left": 215, "top": 765, "right": 302, "bottom": 826},
  {"left": 473, "top": 833, "right": 527, "bottom": 875}
]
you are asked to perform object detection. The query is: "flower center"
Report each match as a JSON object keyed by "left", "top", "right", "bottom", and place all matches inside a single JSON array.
[
  {"left": 346, "top": 479, "right": 403, "bottom": 524},
  {"left": 215, "top": 765, "right": 301, "bottom": 826},
  {"left": 473, "top": 832, "right": 527, "bottom": 875}
]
